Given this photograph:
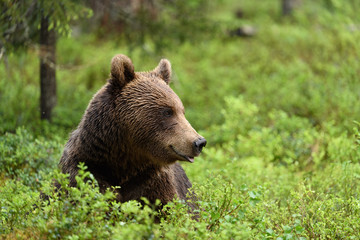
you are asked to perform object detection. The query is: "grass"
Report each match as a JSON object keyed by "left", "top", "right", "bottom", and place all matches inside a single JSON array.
[{"left": 1, "top": 0, "right": 360, "bottom": 239}]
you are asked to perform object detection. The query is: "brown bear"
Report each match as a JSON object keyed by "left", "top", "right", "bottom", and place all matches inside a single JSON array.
[{"left": 59, "top": 54, "right": 206, "bottom": 210}]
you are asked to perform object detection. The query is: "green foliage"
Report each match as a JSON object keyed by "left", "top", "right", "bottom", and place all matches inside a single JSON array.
[
  {"left": 118, "top": 0, "right": 221, "bottom": 53},
  {"left": 1, "top": 0, "right": 360, "bottom": 239},
  {"left": 205, "top": 96, "right": 360, "bottom": 172},
  {"left": 32, "top": 165, "right": 119, "bottom": 239},
  {"left": 0, "top": 180, "right": 39, "bottom": 235},
  {"left": 0, "top": 0, "right": 92, "bottom": 53},
  {"left": 0, "top": 127, "right": 62, "bottom": 188}
]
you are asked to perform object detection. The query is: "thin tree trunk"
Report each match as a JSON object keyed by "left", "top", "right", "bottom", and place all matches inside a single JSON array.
[
  {"left": 282, "top": 0, "right": 294, "bottom": 15},
  {"left": 40, "top": 15, "right": 56, "bottom": 120}
]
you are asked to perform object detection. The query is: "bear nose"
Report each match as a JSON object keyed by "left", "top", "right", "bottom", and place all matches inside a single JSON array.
[{"left": 193, "top": 137, "right": 207, "bottom": 155}]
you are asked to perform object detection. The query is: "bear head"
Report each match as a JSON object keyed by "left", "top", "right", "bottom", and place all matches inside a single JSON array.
[{"left": 109, "top": 54, "right": 206, "bottom": 167}]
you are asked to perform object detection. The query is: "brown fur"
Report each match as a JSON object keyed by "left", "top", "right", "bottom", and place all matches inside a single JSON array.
[{"left": 59, "top": 54, "right": 204, "bottom": 209}]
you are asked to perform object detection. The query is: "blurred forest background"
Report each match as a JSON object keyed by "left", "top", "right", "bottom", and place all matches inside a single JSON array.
[{"left": 1, "top": 0, "right": 360, "bottom": 239}]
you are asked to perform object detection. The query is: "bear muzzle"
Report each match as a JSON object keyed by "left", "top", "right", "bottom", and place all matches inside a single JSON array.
[
  {"left": 170, "top": 137, "right": 206, "bottom": 163},
  {"left": 170, "top": 145, "right": 195, "bottom": 163}
]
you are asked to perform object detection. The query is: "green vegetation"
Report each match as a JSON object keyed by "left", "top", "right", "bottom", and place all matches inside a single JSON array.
[{"left": 1, "top": 0, "right": 360, "bottom": 239}]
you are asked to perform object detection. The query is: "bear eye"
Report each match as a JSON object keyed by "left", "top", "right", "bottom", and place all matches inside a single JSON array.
[{"left": 162, "top": 108, "right": 174, "bottom": 117}]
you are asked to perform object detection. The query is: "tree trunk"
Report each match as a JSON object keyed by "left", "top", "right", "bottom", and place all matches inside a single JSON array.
[
  {"left": 282, "top": 0, "right": 294, "bottom": 15},
  {"left": 40, "top": 16, "right": 56, "bottom": 120}
]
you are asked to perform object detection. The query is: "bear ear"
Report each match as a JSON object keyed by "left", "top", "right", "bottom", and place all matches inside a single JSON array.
[
  {"left": 110, "top": 54, "right": 135, "bottom": 87},
  {"left": 154, "top": 59, "right": 172, "bottom": 84}
]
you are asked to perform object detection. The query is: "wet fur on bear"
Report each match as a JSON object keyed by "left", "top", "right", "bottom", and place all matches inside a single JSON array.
[{"left": 59, "top": 55, "right": 206, "bottom": 210}]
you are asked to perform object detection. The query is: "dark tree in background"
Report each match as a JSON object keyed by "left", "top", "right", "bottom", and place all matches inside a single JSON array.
[
  {"left": 281, "top": 0, "right": 301, "bottom": 16},
  {"left": 0, "top": 0, "right": 91, "bottom": 121},
  {"left": 39, "top": 15, "right": 56, "bottom": 120}
]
